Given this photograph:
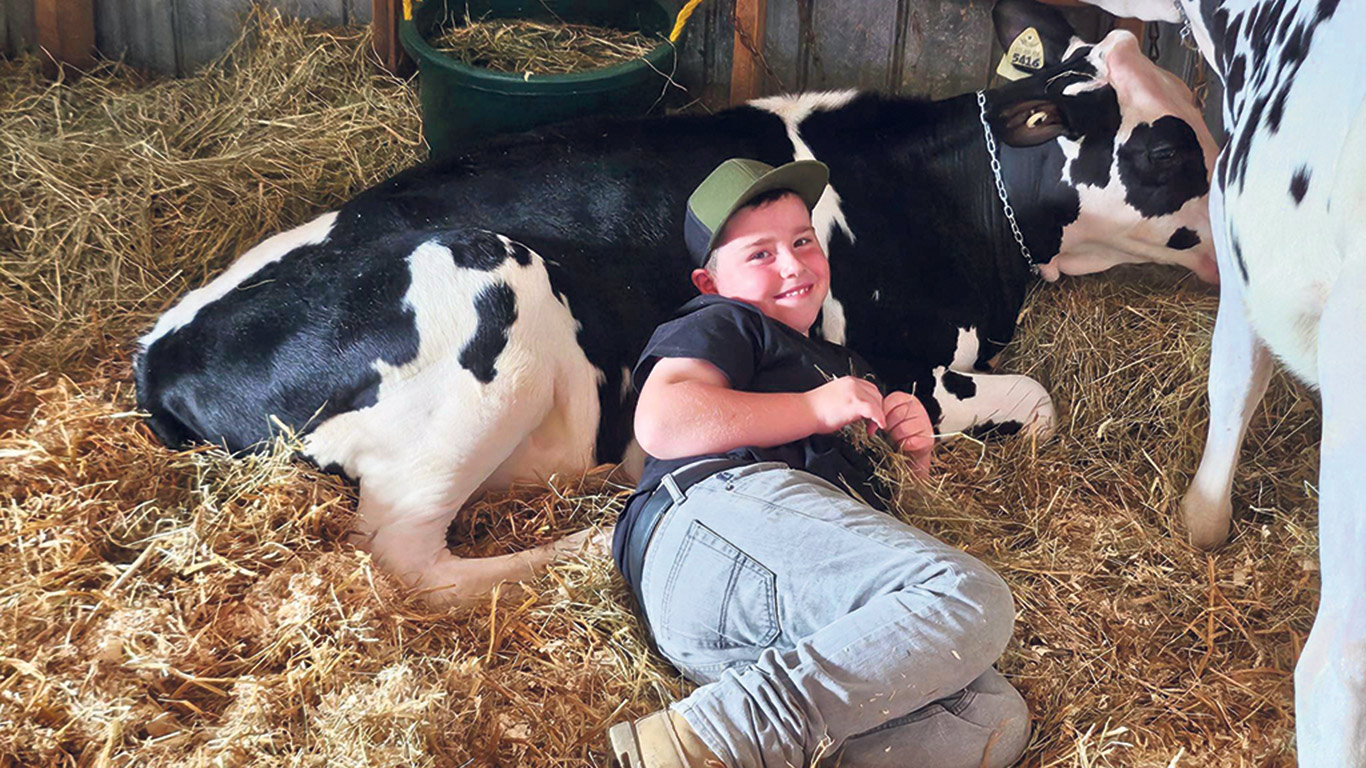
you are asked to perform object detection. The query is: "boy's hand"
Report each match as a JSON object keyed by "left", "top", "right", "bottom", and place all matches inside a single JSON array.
[
  {"left": 883, "top": 391, "right": 933, "bottom": 477},
  {"left": 807, "top": 376, "right": 886, "bottom": 436}
]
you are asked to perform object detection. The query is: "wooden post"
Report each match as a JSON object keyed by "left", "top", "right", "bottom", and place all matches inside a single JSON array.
[
  {"left": 34, "top": 0, "right": 95, "bottom": 71},
  {"left": 372, "top": 0, "right": 412, "bottom": 75},
  {"left": 729, "top": 0, "right": 766, "bottom": 105}
]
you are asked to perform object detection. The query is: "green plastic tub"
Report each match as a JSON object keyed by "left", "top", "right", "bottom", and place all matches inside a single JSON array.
[{"left": 400, "top": 0, "right": 678, "bottom": 159}]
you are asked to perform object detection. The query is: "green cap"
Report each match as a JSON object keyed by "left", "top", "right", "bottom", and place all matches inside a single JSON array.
[{"left": 684, "top": 158, "right": 829, "bottom": 267}]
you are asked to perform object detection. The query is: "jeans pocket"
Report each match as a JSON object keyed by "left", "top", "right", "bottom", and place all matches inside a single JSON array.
[{"left": 659, "top": 520, "right": 780, "bottom": 652}]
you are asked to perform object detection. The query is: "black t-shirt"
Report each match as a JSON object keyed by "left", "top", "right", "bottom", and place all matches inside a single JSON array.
[{"left": 612, "top": 294, "right": 891, "bottom": 587}]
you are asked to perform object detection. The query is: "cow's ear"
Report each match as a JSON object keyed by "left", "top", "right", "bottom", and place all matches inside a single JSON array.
[
  {"left": 993, "top": 0, "right": 1080, "bottom": 75},
  {"left": 994, "top": 99, "right": 1068, "bottom": 146}
]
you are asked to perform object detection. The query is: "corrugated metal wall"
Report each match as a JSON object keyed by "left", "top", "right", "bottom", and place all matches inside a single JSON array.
[{"left": 1, "top": 0, "right": 371, "bottom": 75}]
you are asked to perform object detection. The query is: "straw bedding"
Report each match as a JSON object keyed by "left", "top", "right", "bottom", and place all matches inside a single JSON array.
[{"left": 1, "top": 10, "right": 1317, "bottom": 767}]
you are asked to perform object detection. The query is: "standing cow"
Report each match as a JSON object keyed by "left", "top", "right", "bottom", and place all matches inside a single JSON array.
[
  {"left": 1083, "top": 0, "right": 1365, "bottom": 764},
  {"left": 136, "top": 2, "right": 1218, "bottom": 607}
]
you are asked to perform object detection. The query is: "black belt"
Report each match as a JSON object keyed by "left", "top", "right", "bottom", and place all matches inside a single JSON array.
[{"left": 625, "top": 458, "right": 750, "bottom": 607}]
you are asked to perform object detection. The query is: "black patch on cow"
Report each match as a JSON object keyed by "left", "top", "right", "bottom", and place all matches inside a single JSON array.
[
  {"left": 1266, "top": 86, "right": 1290, "bottom": 133},
  {"left": 1277, "top": 9, "right": 1295, "bottom": 43},
  {"left": 1069, "top": 89, "right": 1121, "bottom": 188},
  {"left": 1210, "top": 8, "right": 1233, "bottom": 66},
  {"left": 1225, "top": 56, "right": 1246, "bottom": 107},
  {"left": 1290, "top": 166, "right": 1311, "bottom": 204},
  {"left": 941, "top": 371, "right": 978, "bottom": 400},
  {"left": 966, "top": 420, "right": 1023, "bottom": 439},
  {"left": 134, "top": 227, "right": 426, "bottom": 453},
  {"left": 1317, "top": 0, "right": 1340, "bottom": 22},
  {"left": 1227, "top": 94, "right": 1268, "bottom": 192},
  {"left": 459, "top": 281, "right": 517, "bottom": 383},
  {"left": 433, "top": 228, "right": 513, "bottom": 270},
  {"left": 1232, "top": 236, "right": 1249, "bottom": 283},
  {"left": 1118, "top": 117, "right": 1210, "bottom": 217},
  {"left": 1166, "top": 227, "right": 1202, "bottom": 250},
  {"left": 506, "top": 240, "right": 533, "bottom": 266},
  {"left": 1281, "top": 22, "right": 1308, "bottom": 70}
]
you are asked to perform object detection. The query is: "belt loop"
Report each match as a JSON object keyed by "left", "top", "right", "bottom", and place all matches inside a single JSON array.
[{"left": 661, "top": 473, "right": 686, "bottom": 505}]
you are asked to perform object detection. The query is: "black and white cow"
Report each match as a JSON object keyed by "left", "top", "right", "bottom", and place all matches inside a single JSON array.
[
  {"left": 136, "top": 2, "right": 1218, "bottom": 607},
  {"left": 1086, "top": 0, "right": 1364, "bottom": 764}
]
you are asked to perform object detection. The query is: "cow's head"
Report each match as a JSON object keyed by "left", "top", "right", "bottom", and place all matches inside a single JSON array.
[{"left": 988, "top": 0, "right": 1219, "bottom": 283}]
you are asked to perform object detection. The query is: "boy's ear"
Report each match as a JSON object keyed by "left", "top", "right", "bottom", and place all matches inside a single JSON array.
[{"left": 691, "top": 268, "right": 719, "bottom": 295}]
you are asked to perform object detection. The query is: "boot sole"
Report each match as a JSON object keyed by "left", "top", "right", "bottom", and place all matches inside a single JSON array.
[{"left": 607, "top": 720, "right": 644, "bottom": 768}]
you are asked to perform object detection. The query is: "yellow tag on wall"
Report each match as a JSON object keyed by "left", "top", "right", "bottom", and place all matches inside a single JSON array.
[{"left": 996, "top": 26, "right": 1045, "bottom": 80}]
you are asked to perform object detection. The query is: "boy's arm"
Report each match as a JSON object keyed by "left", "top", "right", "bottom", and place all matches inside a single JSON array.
[{"left": 634, "top": 357, "right": 887, "bottom": 460}]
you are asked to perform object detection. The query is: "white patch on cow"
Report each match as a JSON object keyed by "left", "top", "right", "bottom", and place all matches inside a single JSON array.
[
  {"left": 821, "top": 294, "right": 848, "bottom": 345},
  {"left": 750, "top": 91, "right": 858, "bottom": 255},
  {"left": 140, "top": 211, "right": 338, "bottom": 346},
  {"left": 749, "top": 90, "right": 857, "bottom": 125},
  {"left": 871, "top": 289, "right": 880, "bottom": 302},
  {"left": 1056, "top": 136, "right": 1081, "bottom": 186},
  {"left": 950, "top": 327, "right": 979, "bottom": 372},
  {"left": 932, "top": 368, "right": 1056, "bottom": 438},
  {"left": 303, "top": 235, "right": 601, "bottom": 534}
]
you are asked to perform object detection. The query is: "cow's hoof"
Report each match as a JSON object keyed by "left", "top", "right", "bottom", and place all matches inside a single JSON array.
[{"left": 1180, "top": 491, "right": 1232, "bottom": 550}]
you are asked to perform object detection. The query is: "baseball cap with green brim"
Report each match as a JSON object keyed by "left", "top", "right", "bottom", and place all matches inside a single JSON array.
[{"left": 684, "top": 158, "right": 830, "bottom": 267}]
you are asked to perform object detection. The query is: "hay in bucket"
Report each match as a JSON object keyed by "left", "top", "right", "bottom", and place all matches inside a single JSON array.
[
  {"left": 1, "top": 8, "right": 1316, "bottom": 767},
  {"left": 430, "top": 18, "right": 660, "bottom": 76}
]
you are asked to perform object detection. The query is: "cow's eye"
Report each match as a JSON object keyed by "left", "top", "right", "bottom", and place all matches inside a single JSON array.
[{"left": 1149, "top": 145, "right": 1179, "bottom": 164}]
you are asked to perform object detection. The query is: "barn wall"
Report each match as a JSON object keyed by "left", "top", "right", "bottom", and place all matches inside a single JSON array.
[
  {"left": 2, "top": 0, "right": 39, "bottom": 57},
  {"left": 5, "top": 0, "right": 1214, "bottom": 131},
  {"left": 673, "top": 0, "right": 1114, "bottom": 106},
  {"left": 88, "top": 0, "right": 371, "bottom": 76}
]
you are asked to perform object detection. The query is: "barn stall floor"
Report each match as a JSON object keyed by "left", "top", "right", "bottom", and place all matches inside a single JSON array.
[{"left": 0, "top": 11, "right": 1317, "bottom": 768}]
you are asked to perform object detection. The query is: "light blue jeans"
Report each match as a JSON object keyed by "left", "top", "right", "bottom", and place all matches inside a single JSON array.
[{"left": 638, "top": 462, "right": 1030, "bottom": 768}]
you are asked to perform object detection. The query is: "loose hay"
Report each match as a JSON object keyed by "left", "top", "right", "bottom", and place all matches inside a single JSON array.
[
  {"left": 0, "top": 9, "right": 1317, "bottom": 767},
  {"left": 431, "top": 18, "right": 660, "bottom": 76}
]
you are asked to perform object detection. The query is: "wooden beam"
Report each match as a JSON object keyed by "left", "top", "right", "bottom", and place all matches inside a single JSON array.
[
  {"left": 34, "top": 0, "right": 95, "bottom": 71},
  {"left": 371, "top": 0, "right": 412, "bottom": 75},
  {"left": 729, "top": 0, "right": 766, "bottom": 105}
]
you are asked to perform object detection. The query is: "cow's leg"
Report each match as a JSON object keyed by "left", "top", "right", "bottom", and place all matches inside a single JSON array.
[
  {"left": 930, "top": 369, "right": 1055, "bottom": 439},
  {"left": 1297, "top": 253, "right": 1366, "bottom": 767},
  {"left": 1179, "top": 255, "right": 1273, "bottom": 549},
  {"left": 313, "top": 358, "right": 604, "bottom": 608}
]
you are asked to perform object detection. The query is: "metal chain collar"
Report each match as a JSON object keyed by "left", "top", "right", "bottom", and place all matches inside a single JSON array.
[
  {"left": 975, "top": 90, "right": 1039, "bottom": 276},
  {"left": 1173, "top": 0, "right": 1198, "bottom": 51}
]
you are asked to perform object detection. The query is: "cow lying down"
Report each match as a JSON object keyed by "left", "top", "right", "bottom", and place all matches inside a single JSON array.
[{"left": 136, "top": 1, "right": 1218, "bottom": 606}]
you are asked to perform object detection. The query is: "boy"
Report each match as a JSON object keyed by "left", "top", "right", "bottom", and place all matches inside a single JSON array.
[{"left": 608, "top": 159, "right": 1030, "bottom": 768}]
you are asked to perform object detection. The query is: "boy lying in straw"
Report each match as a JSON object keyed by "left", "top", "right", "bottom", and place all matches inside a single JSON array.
[{"left": 607, "top": 158, "right": 1030, "bottom": 767}]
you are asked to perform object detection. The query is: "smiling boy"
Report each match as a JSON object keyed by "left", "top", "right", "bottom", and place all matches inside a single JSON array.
[{"left": 608, "top": 159, "right": 1029, "bottom": 768}]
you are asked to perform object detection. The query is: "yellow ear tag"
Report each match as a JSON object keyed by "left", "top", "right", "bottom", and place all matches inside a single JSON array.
[{"left": 995, "top": 26, "right": 1045, "bottom": 81}]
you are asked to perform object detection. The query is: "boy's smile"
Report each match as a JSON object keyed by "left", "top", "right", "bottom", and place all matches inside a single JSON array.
[{"left": 691, "top": 193, "right": 830, "bottom": 335}]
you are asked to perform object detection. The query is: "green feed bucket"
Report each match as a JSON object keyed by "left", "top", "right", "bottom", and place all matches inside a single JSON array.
[{"left": 400, "top": 0, "right": 678, "bottom": 159}]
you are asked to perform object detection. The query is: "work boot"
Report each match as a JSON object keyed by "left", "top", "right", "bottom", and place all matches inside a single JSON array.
[{"left": 607, "top": 709, "right": 725, "bottom": 767}]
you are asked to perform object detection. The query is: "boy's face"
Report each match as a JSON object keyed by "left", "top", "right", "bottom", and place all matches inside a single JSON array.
[{"left": 691, "top": 193, "right": 830, "bottom": 335}]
